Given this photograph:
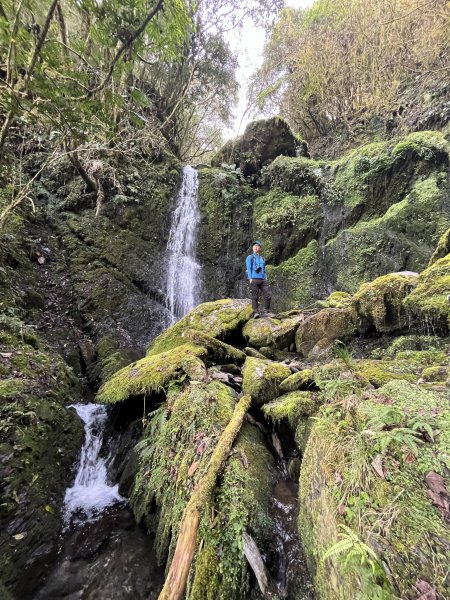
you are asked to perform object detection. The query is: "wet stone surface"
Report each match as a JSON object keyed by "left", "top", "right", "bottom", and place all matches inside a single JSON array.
[
  {"left": 33, "top": 505, "right": 163, "bottom": 600},
  {"left": 270, "top": 476, "right": 315, "bottom": 600}
]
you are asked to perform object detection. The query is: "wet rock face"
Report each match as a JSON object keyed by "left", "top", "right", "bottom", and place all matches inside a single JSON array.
[
  {"left": 212, "top": 117, "right": 304, "bottom": 176},
  {"left": 0, "top": 322, "right": 84, "bottom": 597}
]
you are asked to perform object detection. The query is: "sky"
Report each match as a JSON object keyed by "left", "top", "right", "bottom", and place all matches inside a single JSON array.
[{"left": 225, "top": 0, "right": 315, "bottom": 139}]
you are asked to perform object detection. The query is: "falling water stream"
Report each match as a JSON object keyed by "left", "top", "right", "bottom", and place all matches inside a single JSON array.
[
  {"left": 64, "top": 403, "right": 124, "bottom": 524},
  {"left": 165, "top": 165, "right": 202, "bottom": 325}
]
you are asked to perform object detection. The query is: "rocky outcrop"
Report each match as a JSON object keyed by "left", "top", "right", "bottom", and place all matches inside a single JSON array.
[{"left": 211, "top": 117, "right": 306, "bottom": 176}]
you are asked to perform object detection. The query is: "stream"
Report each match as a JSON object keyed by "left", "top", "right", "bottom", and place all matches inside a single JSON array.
[{"left": 32, "top": 404, "right": 164, "bottom": 600}]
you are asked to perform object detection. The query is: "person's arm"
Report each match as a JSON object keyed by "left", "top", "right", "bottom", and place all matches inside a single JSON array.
[{"left": 246, "top": 255, "right": 252, "bottom": 282}]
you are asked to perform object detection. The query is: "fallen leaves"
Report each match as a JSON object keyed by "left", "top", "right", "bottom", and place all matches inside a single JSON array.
[
  {"left": 187, "top": 461, "right": 199, "bottom": 477},
  {"left": 425, "top": 471, "right": 450, "bottom": 523}
]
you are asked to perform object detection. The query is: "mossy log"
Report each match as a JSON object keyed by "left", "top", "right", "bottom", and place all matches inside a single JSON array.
[{"left": 157, "top": 393, "right": 252, "bottom": 600}]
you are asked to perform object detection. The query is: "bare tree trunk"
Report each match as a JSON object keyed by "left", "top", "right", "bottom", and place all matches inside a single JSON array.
[{"left": 157, "top": 394, "right": 252, "bottom": 600}]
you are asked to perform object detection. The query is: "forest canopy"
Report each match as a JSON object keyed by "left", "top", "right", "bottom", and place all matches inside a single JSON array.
[{"left": 252, "top": 0, "right": 450, "bottom": 140}]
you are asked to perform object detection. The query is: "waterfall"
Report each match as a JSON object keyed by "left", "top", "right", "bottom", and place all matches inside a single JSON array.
[
  {"left": 64, "top": 403, "right": 124, "bottom": 524},
  {"left": 165, "top": 165, "right": 202, "bottom": 325}
]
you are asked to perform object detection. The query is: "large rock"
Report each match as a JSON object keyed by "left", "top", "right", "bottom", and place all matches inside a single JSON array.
[
  {"left": 242, "top": 357, "right": 291, "bottom": 404},
  {"left": 147, "top": 298, "right": 253, "bottom": 357},
  {"left": 242, "top": 314, "right": 304, "bottom": 349},
  {"left": 351, "top": 272, "right": 418, "bottom": 333},
  {"left": 212, "top": 117, "right": 305, "bottom": 176},
  {"left": 295, "top": 308, "right": 357, "bottom": 356}
]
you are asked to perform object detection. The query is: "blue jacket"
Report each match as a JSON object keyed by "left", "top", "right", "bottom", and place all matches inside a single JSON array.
[{"left": 246, "top": 253, "right": 267, "bottom": 279}]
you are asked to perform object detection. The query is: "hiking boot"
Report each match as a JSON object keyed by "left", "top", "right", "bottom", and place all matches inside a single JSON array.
[{"left": 253, "top": 312, "right": 260, "bottom": 319}]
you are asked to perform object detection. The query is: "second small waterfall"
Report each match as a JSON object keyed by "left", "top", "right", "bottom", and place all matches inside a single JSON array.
[{"left": 165, "top": 165, "right": 202, "bottom": 325}]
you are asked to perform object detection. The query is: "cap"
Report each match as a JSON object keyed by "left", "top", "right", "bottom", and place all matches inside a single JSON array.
[{"left": 252, "top": 240, "right": 262, "bottom": 246}]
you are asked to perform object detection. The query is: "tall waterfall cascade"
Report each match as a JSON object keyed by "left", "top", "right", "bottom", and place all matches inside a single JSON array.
[
  {"left": 165, "top": 165, "right": 202, "bottom": 325},
  {"left": 64, "top": 403, "right": 124, "bottom": 523}
]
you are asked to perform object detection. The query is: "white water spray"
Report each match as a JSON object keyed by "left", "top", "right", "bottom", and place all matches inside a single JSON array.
[
  {"left": 64, "top": 403, "right": 124, "bottom": 524},
  {"left": 165, "top": 165, "right": 202, "bottom": 325}
]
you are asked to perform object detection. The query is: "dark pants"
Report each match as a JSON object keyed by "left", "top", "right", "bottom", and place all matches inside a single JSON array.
[{"left": 250, "top": 279, "right": 271, "bottom": 312}]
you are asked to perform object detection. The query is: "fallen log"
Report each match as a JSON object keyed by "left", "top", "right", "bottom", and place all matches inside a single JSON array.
[{"left": 157, "top": 393, "right": 252, "bottom": 600}]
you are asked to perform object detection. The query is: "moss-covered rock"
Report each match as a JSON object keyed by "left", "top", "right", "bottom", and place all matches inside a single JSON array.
[
  {"left": 429, "top": 226, "right": 450, "bottom": 265},
  {"left": 351, "top": 273, "right": 418, "bottom": 333},
  {"left": 421, "top": 365, "right": 449, "bottom": 382},
  {"left": 0, "top": 320, "right": 83, "bottom": 597},
  {"left": 131, "top": 381, "right": 275, "bottom": 600},
  {"left": 147, "top": 299, "right": 252, "bottom": 357},
  {"left": 279, "top": 369, "right": 315, "bottom": 393},
  {"left": 300, "top": 380, "right": 450, "bottom": 599},
  {"left": 262, "top": 391, "right": 315, "bottom": 428},
  {"left": 403, "top": 252, "right": 450, "bottom": 331},
  {"left": 242, "top": 357, "right": 291, "bottom": 405},
  {"left": 295, "top": 308, "right": 357, "bottom": 357},
  {"left": 242, "top": 314, "right": 304, "bottom": 349},
  {"left": 96, "top": 343, "right": 207, "bottom": 404},
  {"left": 184, "top": 329, "right": 247, "bottom": 363},
  {"left": 212, "top": 117, "right": 301, "bottom": 176}
]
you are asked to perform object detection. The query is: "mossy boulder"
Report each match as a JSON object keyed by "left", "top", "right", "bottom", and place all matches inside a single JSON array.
[
  {"left": 262, "top": 391, "right": 315, "bottom": 428},
  {"left": 351, "top": 273, "right": 418, "bottom": 333},
  {"left": 295, "top": 308, "right": 357, "bottom": 357},
  {"left": 421, "top": 365, "right": 449, "bottom": 382},
  {"left": 184, "top": 329, "right": 247, "bottom": 363},
  {"left": 96, "top": 343, "right": 208, "bottom": 404},
  {"left": 0, "top": 321, "right": 84, "bottom": 597},
  {"left": 147, "top": 299, "right": 252, "bottom": 357},
  {"left": 242, "top": 357, "right": 291, "bottom": 405},
  {"left": 242, "top": 314, "right": 304, "bottom": 349},
  {"left": 300, "top": 380, "right": 450, "bottom": 599},
  {"left": 279, "top": 369, "right": 315, "bottom": 393},
  {"left": 403, "top": 252, "right": 450, "bottom": 331},
  {"left": 131, "top": 381, "right": 275, "bottom": 599},
  {"left": 212, "top": 117, "right": 302, "bottom": 176}
]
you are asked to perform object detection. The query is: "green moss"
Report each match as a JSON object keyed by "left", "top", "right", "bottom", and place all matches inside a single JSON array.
[
  {"left": 242, "top": 357, "right": 291, "bottom": 405},
  {"left": 395, "top": 349, "right": 448, "bottom": 366},
  {"left": 96, "top": 344, "right": 207, "bottom": 404},
  {"left": 184, "top": 329, "right": 246, "bottom": 363},
  {"left": 131, "top": 382, "right": 274, "bottom": 600},
  {"left": 147, "top": 299, "right": 253, "bottom": 357},
  {"left": 262, "top": 391, "right": 314, "bottom": 428},
  {"left": 242, "top": 314, "right": 303, "bottom": 350},
  {"left": 317, "top": 291, "right": 352, "bottom": 309},
  {"left": 299, "top": 378, "right": 450, "bottom": 599},
  {"left": 254, "top": 189, "right": 321, "bottom": 262},
  {"left": 189, "top": 424, "right": 274, "bottom": 600},
  {"left": 0, "top": 379, "right": 27, "bottom": 398},
  {"left": 429, "top": 226, "right": 450, "bottom": 265},
  {"left": 351, "top": 273, "right": 418, "bottom": 333},
  {"left": 295, "top": 308, "right": 357, "bottom": 357},
  {"left": 279, "top": 369, "right": 314, "bottom": 392},
  {"left": 403, "top": 253, "right": 450, "bottom": 329},
  {"left": 421, "top": 365, "right": 449, "bottom": 382},
  {"left": 268, "top": 240, "right": 320, "bottom": 311},
  {"left": 384, "top": 335, "right": 449, "bottom": 357}
]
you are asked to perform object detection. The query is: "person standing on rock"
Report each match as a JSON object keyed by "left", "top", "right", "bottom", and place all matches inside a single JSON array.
[{"left": 246, "top": 241, "right": 274, "bottom": 319}]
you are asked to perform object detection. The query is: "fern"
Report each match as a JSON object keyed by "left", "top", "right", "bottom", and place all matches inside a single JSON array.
[{"left": 322, "top": 524, "right": 378, "bottom": 573}]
